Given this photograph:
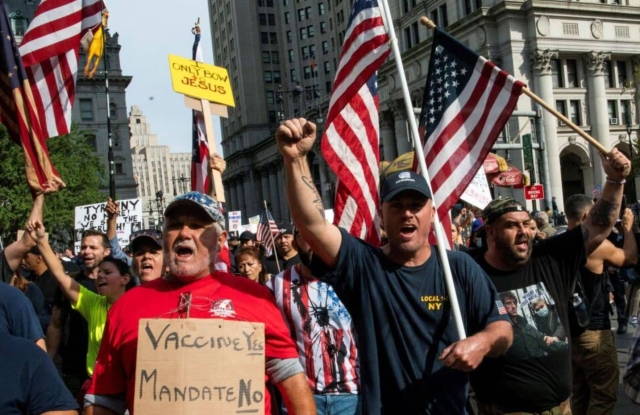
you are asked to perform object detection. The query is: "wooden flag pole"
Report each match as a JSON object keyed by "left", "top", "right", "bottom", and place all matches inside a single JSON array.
[
  {"left": 200, "top": 96, "right": 226, "bottom": 202},
  {"left": 419, "top": 16, "right": 610, "bottom": 156}
]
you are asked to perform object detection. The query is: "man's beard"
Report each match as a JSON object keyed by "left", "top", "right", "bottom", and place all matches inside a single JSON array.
[
  {"left": 165, "top": 243, "right": 214, "bottom": 282},
  {"left": 494, "top": 235, "right": 532, "bottom": 267}
]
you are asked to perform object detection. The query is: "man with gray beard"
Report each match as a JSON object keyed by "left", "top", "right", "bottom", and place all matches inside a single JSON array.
[{"left": 84, "top": 191, "right": 315, "bottom": 415}]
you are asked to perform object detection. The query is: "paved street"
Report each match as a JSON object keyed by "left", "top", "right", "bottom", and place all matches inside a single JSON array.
[{"left": 612, "top": 319, "right": 638, "bottom": 415}]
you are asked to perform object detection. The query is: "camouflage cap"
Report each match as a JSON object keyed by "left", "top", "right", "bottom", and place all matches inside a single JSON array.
[{"left": 482, "top": 197, "right": 528, "bottom": 224}]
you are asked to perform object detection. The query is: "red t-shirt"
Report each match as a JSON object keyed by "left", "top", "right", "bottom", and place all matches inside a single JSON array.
[{"left": 88, "top": 271, "right": 298, "bottom": 414}]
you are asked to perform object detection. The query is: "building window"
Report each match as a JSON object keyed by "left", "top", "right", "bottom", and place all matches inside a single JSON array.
[
  {"left": 569, "top": 100, "right": 580, "bottom": 125},
  {"left": 319, "top": 3, "right": 325, "bottom": 15},
  {"left": 291, "top": 68, "right": 297, "bottom": 82},
  {"left": 305, "top": 6, "right": 312, "bottom": 19},
  {"left": 298, "top": 8, "right": 305, "bottom": 21},
  {"left": 85, "top": 134, "right": 97, "bottom": 150},
  {"left": 285, "top": 12, "right": 290, "bottom": 24},
  {"left": 302, "top": 46, "right": 309, "bottom": 59},
  {"left": 551, "top": 59, "right": 562, "bottom": 88},
  {"left": 622, "top": 100, "right": 632, "bottom": 125},
  {"left": 304, "top": 66, "right": 311, "bottom": 79},
  {"left": 266, "top": 90, "right": 275, "bottom": 104},
  {"left": 271, "top": 51, "right": 279, "bottom": 64},
  {"left": 555, "top": 100, "right": 567, "bottom": 125},
  {"left": 326, "top": 80, "right": 332, "bottom": 93},
  {"left": 109, "top": 102, "right": 117, "bottom": 120},
  {"left": 300, "top": 27, "right": 308, "bottom": 39},
  {"left": 404, "top": 27, "right": 412, "bottom": 51},
  {"left": 320, "top": 21, "right": 327, "bottom": 34},
  {"left": 261, "top": 32, "right": 269, "bottom": 44},
  {"left": 604, "top": 61, "right": 613, "bottom": 88},
  {"left": 259, "top": 13, "right": 267, "bottom": 25},
  {"left": 566, "top": 59, "right": 578, "bottom": 88},
  {"left": 322, "top": 41, "right": 329, "bottom": 54},
  {"left": 136, "top": 119, "right": 141, "bottom": 124},
  {"left": 324, "top": 61, "right": 331, "bottom": 74},
  {"left": 288, "top": 49, "right": 294, "bottom": 62},
  {"left": 268, "top": 14, "right": 276, "bottom": 25},
  {"left": 79, "top": 99, "right": 93, "bottom": 121},
  {"left": 412, "top": 22, "right": 419, "bottom": 46},
  {"left": 268, "top": 110, "right": 278, "bottom": 124},
  {"left": 264, "top": 71, "right": 273, "bottom": 83},
  {"left": 270, "top": 32, "right": 277, "bottom": 44},
  {"left": 262, "top": 51, "right": 271, "bottom": 64},
  {"left": 617, "top": 61, "right": 628, "bottom": 88},
  {"left": 308, "top": 25, "right": 314, "bottom": 37},
  {"left": 608, "top": 100, "right": 618, "bottom": 124},
  {"left": 115, "top": 163, "right": 124, "bottom": 174},
  {"left": 9, "top": 11, "right": 28, "bottom": 37},
  {"left": 273, "top": 71, "right": 281, "bottom": 83},
  {"left": 287, "top": 30, "right": 292, "bottom": 42}
]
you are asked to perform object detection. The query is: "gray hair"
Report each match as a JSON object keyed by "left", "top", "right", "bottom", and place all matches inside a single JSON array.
[{"left": 534, "top": 211, "right": 549, "bottom": 226}]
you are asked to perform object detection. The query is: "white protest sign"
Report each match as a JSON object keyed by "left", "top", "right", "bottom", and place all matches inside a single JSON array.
[
  {"left": 460, "top": 168, "right": 493, "bottom": 210},
  {"left": 74, "top": 198, "right": 143, "bottom": 252},
  {"left": 248, "top": 215, "right": 260, "bottom": 226},
  {"left": 228, "top": 211, "right": 242, "bottom": 234},
  {"left": 134, "top": 318, "right": 265, "bottom": 415}
]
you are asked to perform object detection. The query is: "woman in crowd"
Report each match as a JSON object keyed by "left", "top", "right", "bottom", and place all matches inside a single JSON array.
[
  {"left": 26, "top": 220, "right": 134, "bottom": 396},
  {"left": 235, "top": 245, "right": 270, "bottom": 284}
]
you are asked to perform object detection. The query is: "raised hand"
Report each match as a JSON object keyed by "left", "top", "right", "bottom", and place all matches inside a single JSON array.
[
  {"left": 276, "top": 118, "right": 316, "bottom": 162},
  {"left": 600, "top": 147, "right": 631, "bottom": 181},
  {"left": 209, "top": 153, "right": 227, "bottom": 173},
  {"left": 106, "top": 198, "right": 119, "bottom": 220},
  {"left": 26, "top": 219, "right": 47, "bottom": 243}
]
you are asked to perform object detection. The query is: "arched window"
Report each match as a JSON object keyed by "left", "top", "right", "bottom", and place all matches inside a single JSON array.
[
  {"left": 9, "top": 11, "right": 28, "bottom": 37},
  {"left": 109, "top": 102, "right": 118, "bottom": 120}
]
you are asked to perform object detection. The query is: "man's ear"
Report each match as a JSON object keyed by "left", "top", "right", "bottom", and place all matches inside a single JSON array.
[{"left": 218, "top": 231, "right": 228, "bottom": 253}]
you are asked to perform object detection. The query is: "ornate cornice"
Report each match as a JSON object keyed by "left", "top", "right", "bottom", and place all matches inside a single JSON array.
[{"left": 529, "top": 49, "right": 559, "bottom": 75}]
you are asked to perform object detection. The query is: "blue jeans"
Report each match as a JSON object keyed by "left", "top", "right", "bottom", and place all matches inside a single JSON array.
[{"left": 281, "top": 393, "right": 358, "bottom": 415}]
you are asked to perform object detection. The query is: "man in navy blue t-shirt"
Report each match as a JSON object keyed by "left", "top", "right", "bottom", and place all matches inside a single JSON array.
[
  {"left": 0, "top": 281, "right": 45, "bottom": 350},
  {"left": 0, "top": 332, "right": 78, "bottom": 415},
  {"left": 276, "top": 118, "right": 513, "bottom": 415}
]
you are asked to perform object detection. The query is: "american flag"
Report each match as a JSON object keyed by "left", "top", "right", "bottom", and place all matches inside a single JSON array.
[
  {"left": 19, "top": 0, "right": 105, "bottom": 139},
  {"left": 190, "top": 27, "right": 210, "bottom": 193},
  {"left": 419, "top": 27, "right": 524, "bottom": 246},
  {"left": 496, "top": 300, "right": 507, "bottom": 315},
  {"left": 591, "top": 183, "right": 602, "bottom": 199},
  {"left": 0, "top": 1, "right": 62, "bottom": 192},
  {"left": 319, "top": 0, "right": 390, "bottom": 246},
  {"left": 256, "top": 209, "right": 279, "bottom": 255}
]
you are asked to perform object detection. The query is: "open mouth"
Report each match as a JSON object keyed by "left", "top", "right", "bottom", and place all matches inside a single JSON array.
[
  {"left": 141, "top": 263, "right": 153, "bottom": 271},
  {"left": 175, "top": 246, "right": 194, "bottom": 259},
  {"left": 400, "top": 225, "right": 417, "bottom": 238},
  {"left": 96, "top": 280, "right": 108, "bottom": 288},
  {"left": 515, "top": 239, "right": 529, "bottom": 250}
]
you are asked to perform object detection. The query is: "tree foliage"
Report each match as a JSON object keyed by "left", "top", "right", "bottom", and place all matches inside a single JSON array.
[{"left": 0, "top": 125, "right": 105, "bottom": 243}]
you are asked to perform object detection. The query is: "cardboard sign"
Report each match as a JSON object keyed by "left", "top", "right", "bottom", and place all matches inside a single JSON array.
[
  {"left": 524, "top": 184, "right": 545, "bottom": 200},
  {"left": 134, "top": 319, "right": 265, "bottom": 415},
  {"left": 460, "top": 167, "right": 493, "bottom": 209},
  {"left": 73, "top": 199, "right": 142, "bottom": 252},
  {"left": 168, "top": 54, "right": 235, "bottom": 107}
]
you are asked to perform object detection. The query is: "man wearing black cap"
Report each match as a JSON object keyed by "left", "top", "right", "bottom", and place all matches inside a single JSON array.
[
  {"left": 85, "top": 191, "right": 314, "bottom": 415},
  {"left": 239, "top": 230, "right": 256, "bottom": 247},
  {"left": 469, "top": 148, "right": 630, "bottom": 414},
  {"left": 276, "top": 118, "right": 512, "bottom": 415},
  {"left": 265, "top": 222, "right": 300, "bottom": 274}
]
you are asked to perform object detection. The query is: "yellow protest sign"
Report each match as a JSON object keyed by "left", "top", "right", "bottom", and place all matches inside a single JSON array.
[
  {"left": 134, "top": 318, "right": 265, "bottom": 415},
  {"left": 168, "top": 54, "right": 235, "bottom": 107}
]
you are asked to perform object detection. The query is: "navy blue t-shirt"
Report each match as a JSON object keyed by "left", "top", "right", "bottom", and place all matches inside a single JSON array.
[
  {"left": 327, "top": 228, "right": 506, "bottom": 415},
  {"left": 0, "top": 332, "right": 78, "bottom": 414},
  {"left": 0, "top": 282, "right": 44, "bottom": 342}
]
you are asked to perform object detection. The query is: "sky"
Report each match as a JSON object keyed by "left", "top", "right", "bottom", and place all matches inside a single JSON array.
[{"left": 108, "top": 0, "right": 223, "bottom": 154}]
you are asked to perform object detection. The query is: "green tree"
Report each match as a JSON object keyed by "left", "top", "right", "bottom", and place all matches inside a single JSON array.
[{"left": 0, "top": 125, "right": 105, "bottom": 243}]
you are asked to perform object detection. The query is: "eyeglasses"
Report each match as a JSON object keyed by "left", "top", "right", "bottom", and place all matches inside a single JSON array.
[{"left": 130, "top": 229, "right": 162, "bottom": 243}]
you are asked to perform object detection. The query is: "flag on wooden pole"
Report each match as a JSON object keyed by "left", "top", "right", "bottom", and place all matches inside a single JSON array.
[
  {"left": 190, "top": 23, "right": 210, "bottom": 194},
  {"left": 418, "top": 27, "right": 525, "bottom": 244},
  {"left": 320, "top": 0, "right": 390, "bottom": 246},
  {"left": 0, "top": 1, "right": 63, "bottom": 192}
]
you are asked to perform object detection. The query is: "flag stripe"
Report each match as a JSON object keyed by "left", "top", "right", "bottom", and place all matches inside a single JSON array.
[
  {"left": 320, "top": 0, "right": 390, "bottom": 246},
  {"left": 190, "top": 31, "right": 210, "bottom": 194}
]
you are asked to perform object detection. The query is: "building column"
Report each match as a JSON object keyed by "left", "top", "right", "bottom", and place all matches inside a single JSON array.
[
  {"left": 530, "top": 49, "right": 564, "bottom": 210},
  {"left": 230, "top": 181, "right": 239, "bottom": 213},
  {"left": 582, "top": 51, "right": 612, "bottom": 190},
  {"left": 268, "top": 166, "right": 281, "bottom": 219},
  {"left": 260, "top": 169, "right": 270, "bottom": 212},
  {"left": 392, "top": 100, "right": 412, "bottom": 156},
  {"left": 380, "top": 110, "right": 397, "bottom": 162},
  {"left": 236, "top": 175, "right": 246, "bottom": 216},
  {"left": 277, "top": 164, "right": 288, "bottom": 221},
  {"left": 243, "top": 172, "right": 254, "bottom": 217}
]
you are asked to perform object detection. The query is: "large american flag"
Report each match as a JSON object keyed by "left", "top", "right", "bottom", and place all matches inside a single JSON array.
[
  {"left": 19, "top": 0, "right": 105, "bottom": 139},
  {"left": 190, "top": 27, "right": 210, "bottom": 193},
  {"left": 0, "top": 1, "right": 62, "bottom": 192},
  {"left": 419, "top": 27, "right": 524, "bottom": 242},
  {"left": 320, "top": 0, "right": 390, "bottom": 246},
  {"left": 256, "top": 209, "right": 279, "bottom": 255}
]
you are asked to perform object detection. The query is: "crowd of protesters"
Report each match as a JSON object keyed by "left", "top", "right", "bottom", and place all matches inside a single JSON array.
[{"left": 1, "top": 118, "right": 640, "bottom": 415}]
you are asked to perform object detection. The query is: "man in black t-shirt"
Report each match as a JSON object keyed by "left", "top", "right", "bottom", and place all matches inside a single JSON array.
[
  {"left": 565, "top": 194, "right": 637, "bottom": 414},
  {"left": 265, "top": 222, "right": 300, "bottom": 274},
  {"left": 471, "top": 149, "right": 630, "bottom": 415},
  {"left": 276, "top": 118, "right": 512, "bottom": 415}
]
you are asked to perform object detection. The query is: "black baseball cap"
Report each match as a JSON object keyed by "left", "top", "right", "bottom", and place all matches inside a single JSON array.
[
  {"left": 381, "top": 171, "right": 432, "bottom": 202},
  {"left": 129, "top": 229, "right": 163, "bottom": 253},
  {"left": 239, "top": 230, "right": 255, "bottom": 241},
  {"left": 277, "top": 222, "right": 294, "bottom": 236}
]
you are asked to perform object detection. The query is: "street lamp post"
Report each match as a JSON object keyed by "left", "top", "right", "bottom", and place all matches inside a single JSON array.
[
  {"left": 172, "top": 176, "right": 189, "bottom": 196},
  {"left": 627, "top": 114, "right": 637, "bottom": 200}
]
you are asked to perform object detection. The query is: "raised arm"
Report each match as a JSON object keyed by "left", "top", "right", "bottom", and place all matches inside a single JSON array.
[
  {"left": 583, "top": 148, "right": 631, "bottom": 255},
  {"left": 276, "top": 118, "right": 342, "bottom": 268},
  {"left": 590, "top": 208, "right": 638, "bottom": 271},
  {"left": 27, "top": 220, "right": 80, "bottom": 305}
]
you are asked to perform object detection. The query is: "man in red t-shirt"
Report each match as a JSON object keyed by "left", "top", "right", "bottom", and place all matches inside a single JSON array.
[{"left": 84, "top": 191, "right": 315, "bottom": 415}]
